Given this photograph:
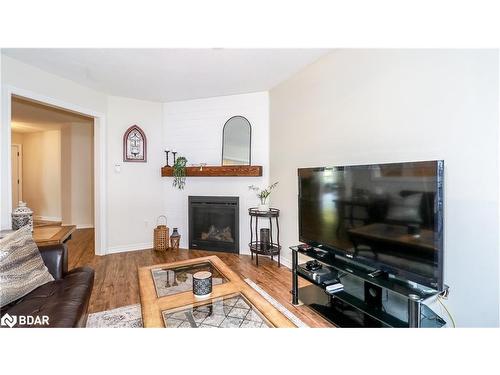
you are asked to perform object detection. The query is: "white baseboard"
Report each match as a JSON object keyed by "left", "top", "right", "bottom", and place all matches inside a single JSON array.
[
  {"left": 106, "top": 242, "right": 153, "bottom": 255},
  {"left": 34, "top": 215, "right": 62, "bottom": 222},
  {"left": 76, "top": 224, "right": 94, "bottom": 229},
  {"left": 241, "top": 248, "right": 292, "bottom": 269},
  {"left": 279, "top": 256, "right": 292, "bottom": 269}
]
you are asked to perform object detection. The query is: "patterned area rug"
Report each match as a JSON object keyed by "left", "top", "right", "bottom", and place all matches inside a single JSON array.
[{"left": 86, "top": 278, "right": 308, "bottom": 328}]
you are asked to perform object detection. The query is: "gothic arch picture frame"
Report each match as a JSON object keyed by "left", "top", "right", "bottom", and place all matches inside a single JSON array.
[{"left": 123, "top": 124, "right": 147, "bottom": 162}]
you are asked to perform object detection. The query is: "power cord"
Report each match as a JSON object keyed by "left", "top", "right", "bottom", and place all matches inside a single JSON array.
[
  {"left": 437, "top": 295, "right": 456, "bottom": 328},
  {"left": 439, "top": 284, "right": 450, "bottom": 299}
]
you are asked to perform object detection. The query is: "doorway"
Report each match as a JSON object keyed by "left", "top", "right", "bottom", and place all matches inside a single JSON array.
[
  {"left": 11, "top": 96, "right": 94, "bottom": 230},
  {"left": 2, "top": 87, "right": 107, "bottom": 255}
]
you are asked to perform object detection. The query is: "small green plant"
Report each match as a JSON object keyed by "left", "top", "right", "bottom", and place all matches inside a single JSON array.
[
  {"left": 172, "top": 156, "right": 188, "bottom": 190},
  {"left": 248, "top": 182, "right": 279, "bottom": 205}
]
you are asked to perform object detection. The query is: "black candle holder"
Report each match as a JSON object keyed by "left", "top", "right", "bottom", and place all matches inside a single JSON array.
[
  {"left": 164, "top": 150, "right": 170, "bottom": 167},
  {"left": 172, "top": 151, "right": 177, "bottom": 164}
]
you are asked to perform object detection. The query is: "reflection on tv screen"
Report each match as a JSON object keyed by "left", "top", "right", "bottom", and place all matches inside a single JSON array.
[{"left": 298, "top": 161, "right": 443, "bottom": 289}]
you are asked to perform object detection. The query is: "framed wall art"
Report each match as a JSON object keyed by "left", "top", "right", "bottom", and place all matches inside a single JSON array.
[{"left": 123, "top": 125, "right": 147, "bottom": 162}]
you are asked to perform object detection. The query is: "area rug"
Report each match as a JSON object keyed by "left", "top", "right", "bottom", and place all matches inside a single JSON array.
[
  {"left": 86, "top": 304, "right": 142, "bottom": 328},
  {"left": 86, "top": 279, "right": 308, "bottom": 328}
]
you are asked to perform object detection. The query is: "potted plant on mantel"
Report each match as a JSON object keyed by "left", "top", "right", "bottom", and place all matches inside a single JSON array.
[
  {"left": 172, "top": 156, "right": 188, "bottom": 190},
  {"left": 248, "top": 182, "right": 279, "bottom": 211}
]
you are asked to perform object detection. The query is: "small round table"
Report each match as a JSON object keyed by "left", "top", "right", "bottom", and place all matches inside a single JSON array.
[{"left": 248, "top": 208, "right": 281, "bottom": 267}]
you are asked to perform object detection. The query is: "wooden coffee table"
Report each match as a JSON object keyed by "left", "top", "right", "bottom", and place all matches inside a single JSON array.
[{"left": 138, "top": 255, "right": 296, "bottom": 328}]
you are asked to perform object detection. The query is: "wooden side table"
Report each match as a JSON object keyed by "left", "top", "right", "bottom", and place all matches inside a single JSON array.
[
  {"left": 0, "top": 225, "right": 76, "bottom": 247},
  {"left": 33, "top": 225, "right": 76, "bottom": 247},
  {"left": 248, "top": 208, "right": 281, "bottom": 267}
]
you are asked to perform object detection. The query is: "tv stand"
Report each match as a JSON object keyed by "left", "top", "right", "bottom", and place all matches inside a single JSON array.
[
  {"left": 291, "top": 245, "right": 446, "bottom": 328},
  {"left": 368, "top": 269, "right": 387, "bottom": 278}
]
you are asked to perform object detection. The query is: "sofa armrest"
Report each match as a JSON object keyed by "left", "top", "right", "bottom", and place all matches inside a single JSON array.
[{"left": 37, "top": 243, "right": 68, "bottom": 280}]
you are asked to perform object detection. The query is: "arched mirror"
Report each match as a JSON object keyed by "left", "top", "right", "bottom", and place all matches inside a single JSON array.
[{"left": 222, "top": 116, "right": 251, "bottom": 165}]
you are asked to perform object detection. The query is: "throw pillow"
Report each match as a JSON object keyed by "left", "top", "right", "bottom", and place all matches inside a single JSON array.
[{"left": 0, "top": 226, "right": 54, "bottom": 307}]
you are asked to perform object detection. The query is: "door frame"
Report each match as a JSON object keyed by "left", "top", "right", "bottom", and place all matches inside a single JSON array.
[
  {"left": 1, "top": 85, "right": 107, "bottom": 255},
  {"left": 10, "top": 143, "right": 22, "bottom": 207}
]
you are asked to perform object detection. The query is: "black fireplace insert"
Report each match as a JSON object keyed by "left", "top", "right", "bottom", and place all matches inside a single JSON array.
[{"left": 188, "top": 196, "right": 239, "bottom": 254}]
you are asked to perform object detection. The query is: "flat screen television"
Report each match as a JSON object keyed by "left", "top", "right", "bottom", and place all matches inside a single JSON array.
[{"left": 298, "top": 160, "right": 444, "bottom": 290}]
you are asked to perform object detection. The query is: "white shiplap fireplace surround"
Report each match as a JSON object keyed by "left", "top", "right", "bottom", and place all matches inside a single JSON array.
[{"left": 163, "top": 91, "right": 270, "bottom": 259}]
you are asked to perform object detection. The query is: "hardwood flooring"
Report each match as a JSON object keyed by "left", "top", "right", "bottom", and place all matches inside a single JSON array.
[{"left": 68, "top": 228, "right": 333, "bottom": 327}]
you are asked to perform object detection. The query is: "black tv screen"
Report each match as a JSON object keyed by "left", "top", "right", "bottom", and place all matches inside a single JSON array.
[{"left": 298, "top": 160, "right": 444, "bottom": 290}]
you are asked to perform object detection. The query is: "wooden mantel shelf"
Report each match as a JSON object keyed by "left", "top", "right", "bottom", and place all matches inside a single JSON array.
[{"left": 161, "top": 165, "right": 262, "bottom": 177}]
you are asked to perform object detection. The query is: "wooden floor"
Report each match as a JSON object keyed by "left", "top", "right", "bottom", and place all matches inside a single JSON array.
[{"left": 68, "top": 228, "right": 333, "bottom": 327}]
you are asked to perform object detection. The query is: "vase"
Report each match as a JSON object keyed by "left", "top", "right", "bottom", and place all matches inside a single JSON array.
[
  {"left": 11, "top": 201, "right": 33, "bottom": 232},
  {"left": 192, "top": 271, "right": 212, "bottom": 299},
  {"left": 170, "top": 227, "right": 181, "bottom": 250},
  {"left": 260, "top": 228, "right": 270, "bottom": 251},
  {"left": 258, "top": 203, "right": 269, "bottom": 212}
]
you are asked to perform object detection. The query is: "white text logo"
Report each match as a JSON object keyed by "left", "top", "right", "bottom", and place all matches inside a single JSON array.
[
  {"left": 1, "top": 313, "right": 17, "bottom": 328},
  {"left": 1, "top": 313, "right": 49, "bottom": 327}
]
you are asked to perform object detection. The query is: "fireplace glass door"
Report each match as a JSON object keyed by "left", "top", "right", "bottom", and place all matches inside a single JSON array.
[{"left": 189, "top": 196, "right": 239, "bottom": 253}]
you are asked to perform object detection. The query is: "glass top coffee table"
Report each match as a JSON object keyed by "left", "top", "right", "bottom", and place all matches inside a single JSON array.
[
  {"left": 151, "top": 261, "right": 228, "bottom": 298},
  {"left": 138, "top": 255, "right": 296, "bottom": 328},
  {"left": 162, "top": 292, "right": 272, "bottom": 328}
]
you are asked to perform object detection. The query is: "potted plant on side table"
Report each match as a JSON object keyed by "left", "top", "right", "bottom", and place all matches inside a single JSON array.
[{"left": 248, "top": 182, "right": 279, "bottom": 211}]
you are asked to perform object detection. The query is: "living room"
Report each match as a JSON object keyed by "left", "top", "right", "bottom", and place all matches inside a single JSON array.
[{"left": 1, "top": 1, "right": 499, "bottom": 373}]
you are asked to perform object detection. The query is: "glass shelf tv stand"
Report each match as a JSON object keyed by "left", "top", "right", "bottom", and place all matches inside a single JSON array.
[{"left": 291, "top": 246, "right": 447, "bottom": 328}]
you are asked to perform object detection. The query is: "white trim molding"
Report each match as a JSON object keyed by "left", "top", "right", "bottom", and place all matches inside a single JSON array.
[
  {"left": 34, "top": 215, "right": 63, "bottom": 222},
  {"left": 279, "top": 256, "right": 292, "bottom": 270},
  {"left": 76, "top": 224, "right": 95, "bottom": 229},
  {"left": 106, "top": 242, "right": 153, "bottom": 254}
]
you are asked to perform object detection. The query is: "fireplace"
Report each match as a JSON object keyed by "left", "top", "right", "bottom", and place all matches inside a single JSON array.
[{"left": 189, "top": 196, "right": 239, "bottom": 254}]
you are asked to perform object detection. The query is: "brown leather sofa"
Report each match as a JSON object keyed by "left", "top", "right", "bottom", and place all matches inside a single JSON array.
[{"left": 0, "top": 243, "right": 94, "bottom": 328}]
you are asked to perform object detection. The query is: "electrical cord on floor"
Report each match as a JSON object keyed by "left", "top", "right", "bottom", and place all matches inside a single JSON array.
[{"left": 437, "top": 295, "right": 456, "bottom": 328}]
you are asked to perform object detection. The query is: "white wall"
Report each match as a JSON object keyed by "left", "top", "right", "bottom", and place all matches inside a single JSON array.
[
  {"left": 106, "top": 96, "right": 165, "bottom": 252},
  {"left": 269, "top": 49, "right": 499, "bottom": 327},
  {"left": 22, "top": 130, "right": 62, "bottom": 220},
  {"left": 1, "top": 55, "right": 107, "bottom": 113},
  {"left": 61, "top": 121, "right": 94, "bottom": 228},
  {"left": 11, "top": 132, "right": 23, "bottom": 144},
  {"left": 163, "top": 92, "right": 270, "bottom": 254}
]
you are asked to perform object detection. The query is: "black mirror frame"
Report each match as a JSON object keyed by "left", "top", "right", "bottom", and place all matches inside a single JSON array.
[{"left": 221, "top": 115, "right": 252, "bottom": 166}]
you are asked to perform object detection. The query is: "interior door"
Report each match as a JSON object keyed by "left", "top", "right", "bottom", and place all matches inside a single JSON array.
[{"left": 11, "top": 144, "right": 22, "bottom": 209}]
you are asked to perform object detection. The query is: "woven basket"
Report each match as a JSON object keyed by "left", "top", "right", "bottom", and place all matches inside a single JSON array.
[{"left": 153, "top": 215, "right": 169, "bottom": 251}]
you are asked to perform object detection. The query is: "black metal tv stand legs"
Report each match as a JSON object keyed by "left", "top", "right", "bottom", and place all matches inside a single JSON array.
[
  {"left": 408, "top": 294, "right": 422, "bottom": 328},
  {"left": 292, "top": 249, "right": 299, "bottom": 305}
]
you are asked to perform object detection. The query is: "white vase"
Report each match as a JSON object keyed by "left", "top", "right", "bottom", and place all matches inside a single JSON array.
[
  {"left": 258, "top": 203, "right": 269, "bottom": 212},
  {"left": 11, "top": 201, "right": 33, "bottom": 232}
]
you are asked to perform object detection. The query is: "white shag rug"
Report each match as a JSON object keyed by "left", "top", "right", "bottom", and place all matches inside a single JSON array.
[{"left": 86, "top": 278, "right": 308, "bottom": 328}]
